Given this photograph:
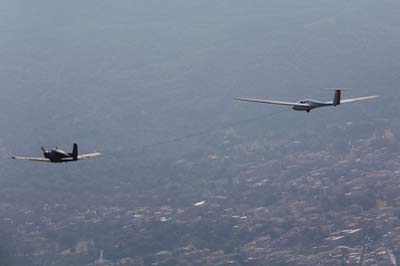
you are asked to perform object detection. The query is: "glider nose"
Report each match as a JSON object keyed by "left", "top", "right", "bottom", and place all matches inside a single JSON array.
[{"left": 292, "top": 106, "right": 303, "bottom": 111}]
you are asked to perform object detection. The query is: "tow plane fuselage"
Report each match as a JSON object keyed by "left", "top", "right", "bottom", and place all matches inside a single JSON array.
[{"left": 42, "top": 145, "right": 78, "bottom": 162}]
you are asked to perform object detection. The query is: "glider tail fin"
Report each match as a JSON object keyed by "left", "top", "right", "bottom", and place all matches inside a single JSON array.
[
  {"left": 333, "top": 90, "right": 341, "bottom": 106},
  {"left": 72, "top": 143, "right": 78, "bottom": 160}
]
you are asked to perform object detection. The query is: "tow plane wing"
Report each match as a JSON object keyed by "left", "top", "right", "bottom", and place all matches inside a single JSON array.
[
  {"left": 11, "top": 156, "right": 51, "bottom": 162},
  {"left": 77, "top": 152, "right": 102, "bottom": 160}
]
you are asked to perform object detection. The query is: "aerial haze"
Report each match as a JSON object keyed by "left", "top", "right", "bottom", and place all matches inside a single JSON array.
[{"left": 1, "top": 0, "right": 400, "bottom": 265}]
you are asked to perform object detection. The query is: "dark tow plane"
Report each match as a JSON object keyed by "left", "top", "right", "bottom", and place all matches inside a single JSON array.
[
  {"left": 235, "top": 89, "right": 379, "bottom": 113},
  {"left": 12, "top": 143, "right": 101, "bottom": 163}
]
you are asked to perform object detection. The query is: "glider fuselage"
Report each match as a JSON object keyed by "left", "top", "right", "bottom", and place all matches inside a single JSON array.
[{"left": 292, "top": 99, "right": 332, "bottom": 112}]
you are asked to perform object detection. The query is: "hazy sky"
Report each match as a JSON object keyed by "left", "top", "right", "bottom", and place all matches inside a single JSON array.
[{"left": 0, "top": 0, "right": 399, "bottom": 164}]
